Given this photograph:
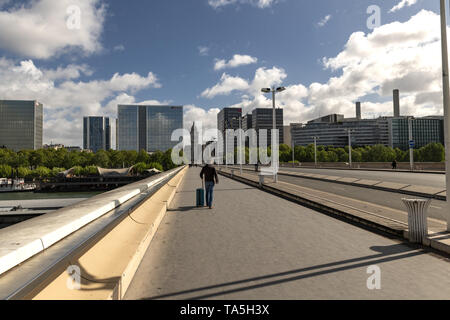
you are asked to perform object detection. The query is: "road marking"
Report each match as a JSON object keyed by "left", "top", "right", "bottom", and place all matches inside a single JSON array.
[{"left": 431, "top": 206, "right": 442, "bottom": 210}]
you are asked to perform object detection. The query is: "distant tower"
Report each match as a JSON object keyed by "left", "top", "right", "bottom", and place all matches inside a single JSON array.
[
  {"left": 393, "top": 89, "right": 400, "bottom": 117},
  {"left": 356, "top": 102, "right": 362, "bottom": 120}
]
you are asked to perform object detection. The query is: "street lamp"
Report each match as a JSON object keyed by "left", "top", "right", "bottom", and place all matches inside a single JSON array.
[
  {"left": 346, "top": 129, "right": 355, "bottom": 168},
  {"left": 439, "top": 0, "right": 450, "bottom": 231},
  {"left": 261, "top": 86, "right": 286, "bottom": 182},
  {"left": 312, "top": 136, "right": 319, "bottom": 167},
  {"left": 408, "top": 117, "right": 415, "bottom": 171},
  {"left": 232, "top": 116, "right": 243, "bottom": 175}
]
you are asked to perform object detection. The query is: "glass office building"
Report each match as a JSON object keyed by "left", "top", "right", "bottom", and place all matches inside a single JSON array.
[
  {"left": 252, "top": 108, "right": 284, "bottom": 146},
  {"left": 389, "top": 117, "right": 444, "bottom": 150},
  {"left": 0, "top": 100, "right": 43, "bottom": 151},
  {"left": 117, "top": 105, "right": 183, "bottom": 152},
  {"left": 83, "top": 116, "right": 111, "bottom": 152}
]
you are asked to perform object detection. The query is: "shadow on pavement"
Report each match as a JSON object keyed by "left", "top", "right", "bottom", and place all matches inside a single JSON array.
[{"left": 141, "top": 244, "right": 424, "bottom": 300}]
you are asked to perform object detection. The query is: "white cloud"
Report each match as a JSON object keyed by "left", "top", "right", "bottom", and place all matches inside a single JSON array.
[
  {"left": 0, "top": 58, "right": 161, "bottom": 146},
  {"left": 214, "top": 54, "right": 258, "bottom": 70},
  {"left": 198, "top": 46, "right": 210, "bottom": 56},
  {"left": 201, "top": 73, "right": 250, "bottom": 98},
  {"left": 0, "top": 0, "right": 106, "bottom": 59},
  {"left": 317, "top": 14, "right": 332, "bottom": 27},
  {"left": 113, "top": 44, "right": 125, "bottom": 52},
  {"left": 208, "top": 0, "right": 277, "bottom": 9},
  {"left": 215, "top": 10, "right": 444, "bottom": 127},
  {"left": 390, "top": 0, "right": 418, "bottom": 13}
]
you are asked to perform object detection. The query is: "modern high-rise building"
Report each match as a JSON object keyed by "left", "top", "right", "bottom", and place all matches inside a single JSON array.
[
  {"left": 117, "top": 105, "right": 183, "bottom": 152},
  {"left": 83, "top": 116, "right": 111, "bottom": 153},
  {"left": 217, "top": 107, "right": 242, "bottom": 152},
  {"left": 0, "top": 100, "right": 43, "bottom": 151},
  {"left": 251, "top": 108, "right": 284, "bottom": 147}
]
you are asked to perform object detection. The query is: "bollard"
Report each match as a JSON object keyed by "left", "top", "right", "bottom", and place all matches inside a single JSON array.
[
  {"left": 259, "top": 174, "right": 264, "bottom": 187},
  {"left": 231, "top": 169, "right": 234, "bottom": 178},
  {"left": 402, "top": 198, "right": 432, "bottom": 243}
]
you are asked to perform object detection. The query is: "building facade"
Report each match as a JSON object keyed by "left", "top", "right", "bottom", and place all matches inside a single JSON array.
[
  {"left": 117, "top": 105, "right": 183, "bottom": 152},
  {"left": 83, "top": 117, "right": 111, "bottom": 153},
  {"left": 251, "top": 108, "right": 284, "bottom": 147},
  {"left": 291, "top": 114, "right": 444, "bottom": 150},
  {"left": 0, "top": 100, "right": 43, "bottom": 151},
  {"left": 217, "top": 107, "right": 242, "bottom": 153},
  {"left": 389, "top": 116, "right": 444, "bottom": 150}
]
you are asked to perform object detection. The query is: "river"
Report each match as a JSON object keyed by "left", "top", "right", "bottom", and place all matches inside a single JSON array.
[{"left": 0, "top": 191, "right": 104, "bottom": 201}]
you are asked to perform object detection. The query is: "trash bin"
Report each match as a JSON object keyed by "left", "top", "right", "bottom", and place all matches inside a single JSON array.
[
  {"left": 401, "top": 198, "right": 432, "bottom": 243},
  {"left": 259, "top": 174, "right": 264, "bottom": 187}
]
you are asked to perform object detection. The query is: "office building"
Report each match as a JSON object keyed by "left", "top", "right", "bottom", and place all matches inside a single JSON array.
[
  {"left": 252, "top": 108, "right": 284, "bottom": 147},
  {"left": 83, "top": 116, "right": 111, "bottom": 153},
  {"left": 217, "top": 107, "right": 242, "bottom": 152},
  {"left": 389, "top": 116, "right": 444, "bottom": 150},
  {"left": 117, "top": 105, "right": 183, "bottom": 152},
  {"left": 0, "top": 100, "right": 43, "bottom": 151},
  {"left": 291, "top": 95, "right": 445, "bottom": 150}
]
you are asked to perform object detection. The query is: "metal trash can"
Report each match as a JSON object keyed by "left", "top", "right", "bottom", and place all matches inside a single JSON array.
[
  {"left": 259, "top": 174, "right": 264, "bottom": 187},
  {"left": 402, "top": 198, "right": 432, "bottom": 243}
]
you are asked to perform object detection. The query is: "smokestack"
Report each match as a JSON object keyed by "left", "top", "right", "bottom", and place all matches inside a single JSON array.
[
  {"left": 356, "top": 102, "right": 361, "bottom": 120},
  {"left": 393, "top": 89, "right": 400, "bottom": 117}
]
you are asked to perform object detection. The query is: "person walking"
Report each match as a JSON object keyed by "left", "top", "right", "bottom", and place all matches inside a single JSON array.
[
  {"left": 392, "top": 159, "right": 397, "bottom": 170},
  {"left": 200, "top": 163, "right": 219, "bottom": 209}
]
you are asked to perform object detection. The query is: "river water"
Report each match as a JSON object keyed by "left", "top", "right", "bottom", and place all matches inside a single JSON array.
[{"left": 0, "top": 191, "right": 104, "bottom": 201}]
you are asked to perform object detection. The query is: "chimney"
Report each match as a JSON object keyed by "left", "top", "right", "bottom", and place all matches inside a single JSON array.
[
  {"left": 393, "top": 89, "right": 400, "bottom": 117},
  {"left": 356, "top": 102, "right": 361, "bottom": 120}
]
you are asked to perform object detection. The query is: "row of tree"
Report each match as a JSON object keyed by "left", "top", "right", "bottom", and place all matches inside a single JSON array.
[
  {"left": 234, "top": 143, "right": 445, "bottom": 163},
  {"left": 277, "top": 143, "right": 445, "bottom": 163},
  {"left": 0, "top": 148, "right": 176, "bottom": 179}
]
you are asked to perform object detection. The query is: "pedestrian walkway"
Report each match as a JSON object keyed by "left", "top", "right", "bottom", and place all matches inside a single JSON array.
[{"left": 125, "top": 167, "right": 450, "bottom": 300}]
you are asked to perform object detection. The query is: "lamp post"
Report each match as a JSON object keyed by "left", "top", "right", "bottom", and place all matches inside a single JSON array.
[
  {"left": 408, "top": 117, "right": 415, "bottom": 171},
  {"left": 291, "top": 126, "right": 295, "bottom": 167},
  {"left": 262, "top": 86, "right": 286, "bottom": 183},
  {"left": 312, "top": 136, "right": 319, "bottom": 167},
  {"left": 346, "top": 129, "right": 355, "bottom": 168},
  {"left": 232, "top": 116, "right": 243, "bottom": 175},
  {"left": 440, "top": 0, "right": 450, "bottom": 231}
]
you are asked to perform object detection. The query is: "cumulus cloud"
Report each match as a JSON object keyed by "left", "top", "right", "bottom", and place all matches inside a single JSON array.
[
  {"left": 198, "top": 46, "right": 210, "bottom": 56},
  {"left": 214, "top": 54, "right": 258, "bottom": 70},
  {"left": 213, "top": 10, "right": 445, "bottom": 126},
  {"left": 390, "top": 0, "right": 418, "bottom": 13},
  {"left": 0, "top": 0, "right": 106, "bottom": 59},
  {"left": 208, "top": 0, "right": 277, "bottom": 9},
  {"left": 317, "top": 14, "right": 331, "bottom": 27},
  {"left": 201, "top": 73, "right": 250, "bottom": 98},
  {"left": 0, "top": 58, "right": 161, "bottom": 146}
]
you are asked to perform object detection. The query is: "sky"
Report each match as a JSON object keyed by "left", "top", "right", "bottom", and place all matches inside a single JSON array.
[{"left": 0, "top": 0, "right": 445, "bottom": 146}]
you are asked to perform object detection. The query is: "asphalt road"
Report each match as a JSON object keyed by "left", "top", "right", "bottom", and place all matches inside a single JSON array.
[
  {"left": 125, "top": 168, "right": 450, "bottom": 300},
  {"left": 280, "top": 167, "right": 445, "bottom": 189}
]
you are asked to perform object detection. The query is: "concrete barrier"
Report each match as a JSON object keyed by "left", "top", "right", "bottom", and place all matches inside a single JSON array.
[
  {"left": 0, "top": 167, "right": 184, "bottom": 277},
  {"left": 30, "top": 166, "right": 188, "bottom": 300}
]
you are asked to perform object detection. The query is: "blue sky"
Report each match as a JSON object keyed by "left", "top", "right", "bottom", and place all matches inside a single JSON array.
[{"left": 0, "top": 0, "right": 444, "bottom": 146}]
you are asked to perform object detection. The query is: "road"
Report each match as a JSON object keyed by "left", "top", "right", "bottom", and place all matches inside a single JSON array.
[
  {"left": 280, "top": 167, "right": 445, "bottom": 189},
  {"left": 125, "top": 168, "right": 450, "bottom": 300}
]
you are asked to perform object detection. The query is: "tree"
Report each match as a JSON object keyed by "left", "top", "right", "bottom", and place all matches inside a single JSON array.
[
  {"left": 0, "top": 164, "right": 13, "bottom": 178},
  {"left": 93, "top": 150, "right": 110, "bottom": 168}
]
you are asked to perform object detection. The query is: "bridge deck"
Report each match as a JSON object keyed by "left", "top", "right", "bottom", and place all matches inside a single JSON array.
[{"left": 125, "top": 167, "right": 450, "bottom": 300}]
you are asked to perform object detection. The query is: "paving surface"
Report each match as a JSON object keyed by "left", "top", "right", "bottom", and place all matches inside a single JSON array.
[{"left": 125, "top": 168, "right": 450, "bottom": 300}]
